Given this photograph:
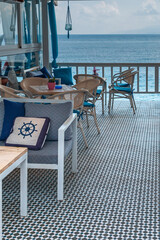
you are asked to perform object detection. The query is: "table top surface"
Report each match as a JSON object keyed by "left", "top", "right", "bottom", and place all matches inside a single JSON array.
[
  {"left": 30, "top": 84, "right": 73, "bottom": 95},
  {"left": 0, "top": 147, "right": 27, "bottom": 174}
]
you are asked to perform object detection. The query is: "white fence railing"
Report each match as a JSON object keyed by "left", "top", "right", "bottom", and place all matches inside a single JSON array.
[{"left": 57, "top": 62, "right": 160, "bottom": 93}]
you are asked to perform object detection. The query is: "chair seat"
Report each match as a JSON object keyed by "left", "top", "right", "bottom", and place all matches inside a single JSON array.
[
  {"left": 0, "top": 140, "right": 72, "bottom": 165},
  {"left": 73, "top": 109, "right": 83, "bottom": 120},
  {"left": 114, "top": 86, "right": 133, "bottom": 93},
  {"left": 96, "top": 89, "right": 102, "bottom": 95},
  {"left": 115, "top": 83, "right": 130, "bottom": 87},
  {"left": 84, "top": 101, "right": 95, "bottom": 108}
]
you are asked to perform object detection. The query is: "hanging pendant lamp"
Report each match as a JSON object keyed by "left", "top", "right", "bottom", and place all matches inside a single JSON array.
[{"left": 65, "top": 0, "right": 72, "bottom": 39}]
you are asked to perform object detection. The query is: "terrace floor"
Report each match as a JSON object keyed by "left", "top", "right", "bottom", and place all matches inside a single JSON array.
[{"left": 2, "top": 97, "right": 160, "bottom": 240}]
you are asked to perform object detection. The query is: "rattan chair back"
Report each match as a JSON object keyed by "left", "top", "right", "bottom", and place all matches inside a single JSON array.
[
  {"left": 74, "top": 79, "right": 100, "bottom": 95},
  {"left": 120, "top": 71, "right": 138, "bottom": 88},
  {"left": 20, "top": 77, "right": 48, "bottom": 95},
  {"left": 0, "top": 85, "right": 26, "bottom": 98},
  {"left": 48, "top": 89, "right": 88, "bottom": 110},
  {"left": 74, "top": 74, "right": 104, "bottom": 85}
]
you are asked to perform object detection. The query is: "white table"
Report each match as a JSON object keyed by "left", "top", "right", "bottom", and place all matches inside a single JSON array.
[{"left": 0, "top": 147, "right": 28, "bottom": 240}]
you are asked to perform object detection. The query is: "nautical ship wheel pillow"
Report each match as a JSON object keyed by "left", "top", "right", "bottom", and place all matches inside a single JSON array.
[{"left": 5, "top": 117, "right": 50, "bottom": 150}]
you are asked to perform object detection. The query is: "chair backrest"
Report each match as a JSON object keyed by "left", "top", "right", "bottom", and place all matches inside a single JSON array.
[
  {"left": 48, "top": 89, "right": 88, "bottom": 110},
  {"left": 121, "top": 71, "right": 138, "bottom": 89},
  {"left": 112, "top": 68, "right": 135, "bottom": 81},
  {"left": 0, "top": 85, "right": 25, "bottom": 98},
  {"left": 73, "top": 74, "right": 104, "bottom": 85},
  {"left": 20, "top": 77, "right": 48, "bottom": 95},
  {"left": 74, "top": 79, "right": 101, "bottom": 95}
]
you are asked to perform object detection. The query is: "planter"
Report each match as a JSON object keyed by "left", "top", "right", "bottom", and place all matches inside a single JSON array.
[
  {"left": 48, "top": 82, "right": 56, "bottom": 90},
  {"left": 0, "top": 76, "right": 8, "bottom": 86}
]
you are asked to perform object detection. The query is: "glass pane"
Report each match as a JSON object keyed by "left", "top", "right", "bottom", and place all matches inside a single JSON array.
[
  {"left": 23, "top": 0, "right": 41, "bottom": 44},
  {"left": 0, "top": 2, "right": 18, "bottom": 46},
  {"left": 0, "top": 51, "right": 41, "bottom": 82}
]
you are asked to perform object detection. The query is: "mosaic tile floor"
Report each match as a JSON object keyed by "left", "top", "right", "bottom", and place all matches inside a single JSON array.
[{"left": 2, "top": 99, "right": 160, "bottom": 240}]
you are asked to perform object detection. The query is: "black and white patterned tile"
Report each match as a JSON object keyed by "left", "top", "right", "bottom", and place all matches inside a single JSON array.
[{"left": 2, "top": 99, "right": 160, "bottom": 239}]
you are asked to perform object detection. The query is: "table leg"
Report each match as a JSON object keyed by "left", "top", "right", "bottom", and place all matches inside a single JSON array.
[
  {"left": 20, "top": 154, "right": 27, "bottom": 216},
  {"left": 0, "top": 179, "right": 2, "bottom": 240}
]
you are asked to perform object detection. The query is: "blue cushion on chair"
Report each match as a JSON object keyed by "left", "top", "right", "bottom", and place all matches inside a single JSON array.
[
  {"left": 40, "top": 66, "right": 52, "bottom": 78},
  {"left": 115, "top": 83, "right": 130, "bottom": 87},
  {"left": 84, "top": 101, "right": 95, "bottom": 108},
  {"left": 114, "top": 86, "right": 132, "bottom": 93},
  {"left": 53, "top": 67, "right": 73, "bottom": 85},
  {"left": 0, "top": 100, "right": 25, "bottom": 140},
  {"left": 96, "top": 89, "right": 102, "bottom": 95},
  {"left": 73, "top": 110, "right": 83, "bottom": 120}
]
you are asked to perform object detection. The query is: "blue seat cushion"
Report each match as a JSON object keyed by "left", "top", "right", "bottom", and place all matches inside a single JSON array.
[
  {"left": 40, "top": 66, "right": 52, "bottom": 78},
  {"left": 96, "top": 89, "right": 102, "bottom": 95},
  {"left": 54, "top": 67, "right": 73, "bottom": 85},
  {"left": 116, "top": 83, "right": 130, "bottom": 87},
  {"left": 114, "top": 86, "right": 133, "bottom": 93},
  {"left": 84, "top": 101, "right": 95, "bottom": 108},
  {"left": 73, "top": 109, "right": 83, "bottom": 120},
  {"left": 0, "top": 100, "right": 25, "bottom": 140}
]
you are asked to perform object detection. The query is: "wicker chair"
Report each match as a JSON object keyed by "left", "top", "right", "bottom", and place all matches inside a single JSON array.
[
  {"left": 73, "top": 79, "right": 101, "bottom": 134},
  {"left": 48, "top": 89, "right": 89, "bottom": 148},
  {"left": 73, "top": 74, "right": 106, "bottom": 114},
  {"left": 111, "top": 68, "right": 135, "bottom": 87},
  {"left": 20, "top": 77, "right": 48, "bottom": 97},
  {"left": 108, "top": 71, "right": 138, "bottom": 114},
  {"left": 0, "top": 85, "right": 29, "bottom": 98}
]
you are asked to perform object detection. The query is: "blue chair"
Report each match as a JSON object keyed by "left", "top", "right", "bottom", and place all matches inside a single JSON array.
[{"left": 108, "top": 71, "right": 138, "bottom": 114}]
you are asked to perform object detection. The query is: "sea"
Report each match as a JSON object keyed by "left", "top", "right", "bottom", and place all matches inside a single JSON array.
[
  {"left": 57, "top": 34, "right": 160, "bottom": 63},
  {"left": 56, "top": 34, "right": 160, "bottom": 100}
]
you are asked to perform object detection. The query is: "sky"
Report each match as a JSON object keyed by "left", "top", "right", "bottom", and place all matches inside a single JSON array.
[{"left": 55, "top": 0, "right": 160, "bottom": 34}]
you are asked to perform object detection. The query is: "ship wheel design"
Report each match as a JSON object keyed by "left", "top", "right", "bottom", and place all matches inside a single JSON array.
[{"left": 18, "top": 121, "right": 37, "bottom": 139}]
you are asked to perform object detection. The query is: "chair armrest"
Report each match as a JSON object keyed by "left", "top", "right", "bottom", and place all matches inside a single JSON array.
[
  {"left": 58, "top": 113, "right": 77, "bottom": 135},
  {"left": 58, "top": 114, "right": 77, "bottom": 165}
]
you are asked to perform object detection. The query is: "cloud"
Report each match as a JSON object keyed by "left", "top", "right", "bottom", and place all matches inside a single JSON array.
[
  {"left": 55, "top": 0, "right": 160, "bottom": 34},
  {"left": 82, "top": 1, "right": 119, "bottom": 18},
  {"left": 142, "top": 0, "right": 159, "bottom": 15}
]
